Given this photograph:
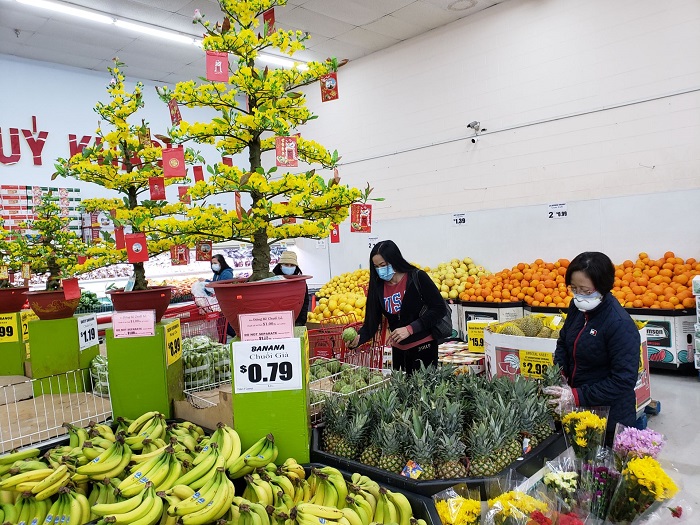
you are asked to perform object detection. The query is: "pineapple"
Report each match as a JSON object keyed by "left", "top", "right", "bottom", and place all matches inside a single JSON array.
[
  {"left": 335, "top": 412, "right": 369, "bottom": 460},
  {"left": 377, "top": 421, "right": 405, "bottom": 474},
  {"left": 359, "top": 431, "right": 382, "bottom": 467},
  {"left": 467, "top": 420, "right": 498, "bottom": 477},
  {"left": 533, "top": 397, "right": 554, "bottom": 443},
  {"left": 436, "top": 432, "right": 468, "bottom": 479},
  {"left": 540, "top": 363, "right": 564, "bottom": 421},
  {"left": 519, "top": 396, "right": 540, "bottom": 449},
  {"left": 408, "top": 420, "right": 437, "bottom": 480},
  {"left": 321, "top": 396, "right": 346, "bottom": 454},
  {"left": 487, "top": 413, "right": 511, "bottom": 473}
]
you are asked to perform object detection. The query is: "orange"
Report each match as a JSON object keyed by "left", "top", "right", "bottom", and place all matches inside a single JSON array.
[
  {"left": 682, "top": 297, "right": 695, "bottom": 308},
  {"left": 663, "top": 251, "right": 675, "bottom": 260}
]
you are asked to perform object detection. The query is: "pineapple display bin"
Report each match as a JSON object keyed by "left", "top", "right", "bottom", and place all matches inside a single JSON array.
[
  {"left": 310, "top": 426, "right": 567, "bottom": 498},
  {"left": 306, "top": 463, "right": 441, "bottom": 525},
  {"left": 459, "top": 301, "right": 524, "bottom": 339}
]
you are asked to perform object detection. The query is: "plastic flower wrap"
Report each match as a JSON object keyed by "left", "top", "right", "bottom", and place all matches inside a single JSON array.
[
  {"left": 434, "top": 485, "right": 482, "bottom": 525},
  {"left": 612, "top": 424, "right": 665, "bottom": 470},
  {"left": 576, "top": 448, "right": 619, "bottom": 521},
  {"left": 561, "top": 407, "right": 608, "bottom": 461},
  {"left": 606, "top": 456, "right": 678, "bottom": 524},
  {"left": 484, "top": 490, "right": 550, "bottom": 525}
]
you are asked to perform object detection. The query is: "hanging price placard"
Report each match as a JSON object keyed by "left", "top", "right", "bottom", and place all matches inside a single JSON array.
[
  {"left": 233, "top": 337, "right": 302, "bottom": 393},
  {"left": 21, "top": 310, "right": 38, "bottom": 342},
  {"left": 520, "top": 350, "right": 553, "bottom": 379},
  {"left": 77, "top": 314, "right": 98, "bottom": 351},
  {"left": 452, "top": 213, "right": 467, "bottom": 227},
  {"left": 0, "top": 313, "right": 19, "bottom": 343},
  {"left": 113, "top": 310, "right": 156, "bottom": 338},
  {"left": 164, "top": 319, "right": 182, "bottom": 367},
  {"left": 547, "top": 203, "right": 568, "bottom": 219}
]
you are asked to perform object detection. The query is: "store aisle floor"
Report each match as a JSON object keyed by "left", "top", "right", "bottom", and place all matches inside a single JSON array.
[{"left": 645, "top": 368, "right": 700, "bottom": 510}]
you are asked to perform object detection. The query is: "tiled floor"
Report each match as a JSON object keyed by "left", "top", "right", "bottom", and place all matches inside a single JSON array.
[{"left": 644, "top": 367, "right": 700, "bottom": 511}]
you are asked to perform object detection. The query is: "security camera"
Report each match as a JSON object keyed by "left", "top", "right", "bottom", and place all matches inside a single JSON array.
[
  {"left": 471, "top": 137, "right": 478, "bottom": 144},
  {"left": 467, "top": 121, "right": 480, "bottom": 131}
]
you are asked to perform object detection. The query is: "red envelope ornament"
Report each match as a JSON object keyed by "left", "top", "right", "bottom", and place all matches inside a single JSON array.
[
  {"left": 320, "top": 72, "right": 339, "bottom": 102},
  {"left": 206, "top": 51, "right": 229, "bottom": 82},
  {"left": 350, "top": 204, "right": 372, "bottom": 233},
  {"left": 62, "top": 278, "right": 81, "bottom": 300},
  {"left": 114, "top": 226, "right": 126, "bottom": 250},
  {"left": 193, "top": 165, "right": 204, "bottom": 182},
  {"left": 263, "top": 8, "right": 275, "bottom": 34},
  {"left": 178, "top": 186, "right": 191, "bottom": 204},
  {"left": 330, "top": 224, "right": 340, "bottom": 243},
  {"left": 162, "top": 146, "right": 186, "bottom": 178},
  {"left": 196, "top": 240, "right": 213, "bottom": 261},
  {"left": 170, "top": 245, "right": 190, "bottom": 266},
  {"left": 168, "top": 98, "right": 182, "bottom": 125},
  {"left": 125, "top": 233, "right": 149, "bottom": 263},
  {"left": 149, "top": 177, "right": 166, "bottom": 200},
  {"left": 275, "top": 136, "right": 298, "bottom": 167}
]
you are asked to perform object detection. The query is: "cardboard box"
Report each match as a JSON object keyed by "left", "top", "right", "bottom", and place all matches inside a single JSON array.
[
  {"left": 628, "top": 310, "right": 696, "bottom": 367},
  {"left": 173, "top": 385, "right": 233, "bottom": 429},
  {"left": 484, "top": 326, "right": 651, "bottom": 410},
  {"left": 692, "top": 275, "right": 700, "bottom": 296},
  {"left": 466, "top": 319, "right": 497, "bottom": 353}
]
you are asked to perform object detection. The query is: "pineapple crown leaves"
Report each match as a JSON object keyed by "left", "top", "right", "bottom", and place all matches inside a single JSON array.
[
  {"left": 408, "top": 421, "right": 437, "bottom": 463},
  {"left": 437, "top": 431, "right": 467, "bottom": 462},
  {"left": 377, "top": 421, "right": 403, "bottom": 456}
]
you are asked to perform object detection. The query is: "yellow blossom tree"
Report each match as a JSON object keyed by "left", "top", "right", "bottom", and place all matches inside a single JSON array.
[
  {"left": 54, "top": 60, "right": 202, "bottom": 290},
  {"left": 155, "top": 0, "right": 378, "bottom": 281}
]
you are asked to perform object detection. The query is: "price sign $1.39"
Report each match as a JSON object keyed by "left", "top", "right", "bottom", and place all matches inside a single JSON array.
[{"left": 233, "top": 338, "right": 302, "bottom": 393}]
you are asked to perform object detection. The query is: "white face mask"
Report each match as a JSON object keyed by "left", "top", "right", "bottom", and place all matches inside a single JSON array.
[
  {"left": 574, "top": 291, "right": 603, "bottom": 311},
  {"left": 211, "top": 263, "right": 221, "bottom": 272}
]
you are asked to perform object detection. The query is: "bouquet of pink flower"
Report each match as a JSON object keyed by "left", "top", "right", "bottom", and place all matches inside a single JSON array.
[{"left": 612, "top": 425, "right": 665, "bottom": 470}]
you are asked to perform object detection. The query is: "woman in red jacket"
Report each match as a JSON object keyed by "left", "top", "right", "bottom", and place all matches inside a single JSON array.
[{"left": 349, "top": 240, "right": 447, "bottom": 373}]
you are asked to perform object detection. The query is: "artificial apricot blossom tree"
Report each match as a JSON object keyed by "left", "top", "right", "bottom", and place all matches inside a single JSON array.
[{"left": 155, "top": 0, "right": 379, "bottom": 281}]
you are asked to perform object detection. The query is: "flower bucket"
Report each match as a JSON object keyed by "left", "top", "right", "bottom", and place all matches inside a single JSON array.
[
  {"left": 206, "top": 275, "right": 310, "bottom": 335},
  {"left": 0, "top": 287, "right": 29, "bottom": 314},
  {"left": 25, "top": 290, "right": 80, "bottom": 320},
  {"left": 107, "top": 286, "right": 173, "bottom": 323}
]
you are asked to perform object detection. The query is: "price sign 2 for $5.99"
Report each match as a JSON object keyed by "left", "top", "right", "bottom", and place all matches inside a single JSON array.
[{"left": 233, "top": 338, "right": 302, "bottom": 394}]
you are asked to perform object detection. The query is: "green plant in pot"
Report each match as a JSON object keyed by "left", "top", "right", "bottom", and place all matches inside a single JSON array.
[
  {"left": 152, "top": 0, "right": 382, "bottom": 328},
  {"left": 54, "top": 60, "right": 202, "bottom": 322},
  {"left": 0, "top": 221, "right": 30, "bottom": 313}
]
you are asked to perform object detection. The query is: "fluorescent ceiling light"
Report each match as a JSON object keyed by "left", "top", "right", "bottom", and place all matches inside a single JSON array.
[
  {"left": 258, "top": 54, "right": 308, "bottom": 71},
  {"left": 115, "top": 20, "right": 195, "bottom": 44},
  {"left": 16, "top": 0, "right": 113, "bottom": 24}
]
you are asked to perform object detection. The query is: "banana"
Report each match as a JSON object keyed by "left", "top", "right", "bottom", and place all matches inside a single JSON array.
[
  {"left": 172, "top": 446, "right": 219, "bottom": 488},
  {"left": 385, "top": 490, "right": 412, "bottom": 525},
  {"left": 43, "top": 495, "right": 62, "bottom": 525},
  {"left": 75, "top": 439, "right": 125, "bottom": 476},
  {"left": 179, "top": 477, "right": 235, "bottom": 525},
  {"left": 71, "top": 489, "right": 91, "bottom": 524},
  {"left": 33, "top": 472, "right": 70, "bottom": 501},
  {"left": 296, "top": 502, "right": 345, "bottom": 520},
  {"left": 127, "top": 411, "right": 160, "bottom": 435},
  {"left": 380, "top": 490, "right": 397, "bottom": 525},
  {"left": 92, "top": 487, "right": 146, "bottom": 516},
  {"left": 8, "top": 460, "right": 51, "bottom": 476},
  {"left": 373, "top": 494, "right": 385, "bottom": 524},
  {"left": 223, "top": 425, "right": 242, "bottom": 464},
  {"left": 192, "top": 442, "right": 217, "bottom": 467},
  {"left": 316, "top": 467, "right": 348, "bottom": 510},
  {"left": 128, "top": 491, "right": 164, "bottom": 525},
  {"left": 168, "top": 472, "right": 222, "bottom": 517},
  {"left": 211, "top": 425, "right": 233, "bottom": 464},
  {"left": 269, "top": 474, "right": 295, "bottom": 499},
  {"left": 310, "top": 478, "right": 325, "bottom": 505},
  {"left": 117, "top": 449, "right": 171, "bottom": 497},
  {"left": 89, "top": 422, "right": 117, "bottom": 442},
  {"left": 322, "top": 480, "right": 339, "bottom": 508},
  {"left": 29, "top": 464, "right": 68, "bottom": 495},
  {"left": 350, "top": 495, "right": 372, "bottom": 525},
  {"left": 100, "top": 444, "right": 132, "bottom": 480},
  {"left": 244, "top": 438, "right": 278, "bottom": 469},
  {"left": 106, "top": 483, "right": 158, "bottom": 524},
  {"left": 228, "top": 435, "right": 268, "bottom": 478},
  {"left": 247, "top": 501, "right": 272, "bottom": 525},
  {"left": 170, "top": 484, "right": 195, "bottom": 500},
  {"left": 0, "top": 448, "right": 41, "bottom": 466},
  {"left": 81, "top": 441, "right": 105, "bottom": 461},
  {"left": 0, "top": 468, "right": 56, "bottom": 490},
  {"left": 130, "top": 443, "right": 170, "bottom": 463},
  {"left": 155, "top": 456, "right": 182, "bottom": 492}
]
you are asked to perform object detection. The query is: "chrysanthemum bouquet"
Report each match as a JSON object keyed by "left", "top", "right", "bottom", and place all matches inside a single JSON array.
[
  {"left": 485, "top": 491, "right": 550, "bottom": 525},
  {"left": 561, "top": 407, "right": 608, "bottom": 461},
  {"left": 542, "top": 471, "right": 578, "bottom": 510},
  {"left": 606, "top": 456, "right": 678, "bottom": 524},
  {"left": 434, "top": 486, "right": 482, "bottom": 525},
  {"left": 612, "top": 425, "right": 665, "bottom": 471}
]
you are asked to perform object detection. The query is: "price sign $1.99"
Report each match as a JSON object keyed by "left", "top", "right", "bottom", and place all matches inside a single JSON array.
[{"left": 233, "top": 338, "right": 302, "bottom": 393}]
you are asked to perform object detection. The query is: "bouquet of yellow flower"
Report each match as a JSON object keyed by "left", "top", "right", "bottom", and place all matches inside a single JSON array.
[
  {"left": 606, "top": 456, "right": 678, "bottom": 524},
  {"left": 485, "top": 491, "right": 549, "bottom": 525},
  {"left": 561, "top": 407, "right": 608, "bottom": 461},
  {"left": 434, "top": 486, "right": 482, "bottom": 525}
]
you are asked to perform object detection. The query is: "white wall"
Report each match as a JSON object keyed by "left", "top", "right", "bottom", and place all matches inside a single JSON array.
[{"left": 295, "top": 0, "right": 700, "bottom": 275}]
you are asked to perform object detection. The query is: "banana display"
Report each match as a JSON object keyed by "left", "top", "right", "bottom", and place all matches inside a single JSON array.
[{"left": 0, "top": 412, "right": 424, "bottom": 525}]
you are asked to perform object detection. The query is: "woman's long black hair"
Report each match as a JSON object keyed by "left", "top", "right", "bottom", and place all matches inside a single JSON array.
[
  {"left": 363, "top": 240, "right": 418, "bottom": 335},
  {"left": 211, "top": 254, "right": 232, "bottom": 273}
]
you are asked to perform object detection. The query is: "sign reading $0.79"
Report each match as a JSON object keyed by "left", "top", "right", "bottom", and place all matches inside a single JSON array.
[
  {"left": 165, "top": 319, "right": 182, "bottom": 367},
  {"left": 233, "top": 338, "right": 302, "bottom": 393}
]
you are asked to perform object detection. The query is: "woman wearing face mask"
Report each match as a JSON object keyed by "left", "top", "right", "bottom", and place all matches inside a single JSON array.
[
  {"left": 348, "top": 240, "right": 446, "bottom": 374},
  {"left": 546, "top": 251, "right": 640, "bottom": 445},
  {"left": 206, "top": 254, "right": 236, "bottom": 339},
  {"left": 271, "top": 251, "right": 309, "bottom": 326}
]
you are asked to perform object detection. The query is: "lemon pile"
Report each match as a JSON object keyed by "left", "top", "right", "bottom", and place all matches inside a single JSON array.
[
  {"left": 316, "top": 269, "right": 370, "bottom": 298},
  {"left": 307, "top": 293, "right": 368, "bottom": 323},
  {"left": 424, "top": 257, "right": 491, "bottom": 300}
]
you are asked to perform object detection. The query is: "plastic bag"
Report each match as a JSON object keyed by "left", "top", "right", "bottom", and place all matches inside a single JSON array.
[
  {"left": 576, "top": 447, "right": 619, "bottom": 522},
  {"left": 484, "top": 472, "right": 556, "bottom": 525},
  {"left": 433, "top": 485, "right": 482, "bottom": 525},
  {"left": 611, "top": 423, "right": 665, "bottom": 471},
  {"left": 561, "top": 406, "right": 609, "bottom": 461},
  {"left": 183, "top": 349, "right": 213, "bottom": 388},
  {"left": 90, "top": 355, "right": 109, "bottom": 398}
]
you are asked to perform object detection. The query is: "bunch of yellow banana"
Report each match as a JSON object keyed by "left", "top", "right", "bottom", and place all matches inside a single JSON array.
[
  {"left": 81, "top": 435, "right": 121, "bottom": 461},
  {"left": 0, "top": 447, "right": 41, "bottom": 476},
  {"left": 343, "top": 493, "right": 374, "bottom": 525},
  {"left": 172, "top": 442, "right": 222, "bottom": 489},
  {"left": 3, "top": 458, "right": 51, "bottom": 476},
  {"left": 210, "top": 422, "right": 242, "bottom": 469},
  {"left": 166, "top": 422, "right": 205, "bottom": 454},
  {"left": 234, "top": 499, "right": 273, "bottom": 525},
  {"left": 88, "top": 421, "right": 118, "bottom": 443},
  {"left": 308, "top": 466, "right": 348, "bottom": 509},
  {"left": 43, "top": 487, "right": 91, "bottom": 525},
  {"left": 7, "top": 492, "right": 51, "bottom": 525},
  {"left": 276, "top": 457, "right": 306, "bottom": 482},
  {"left": 124, "top": 411, "right": 168, "bottom": 450},
  {"left": 228, "top": 434, "right": 278, "bottom": 479},
  {"left": 294, "top": 501, "right": 345, "bottom": 525},
  {"left": 64, "top": 422, "right": 91, "bottom": 448},
  {"left": 0, "top": 463, "right": 71, "bottom": 500},
  {"left": 75, "top": 434, "right": 132, "bottom": 480},
  {"left": 117, "top": 445, "right": 181, "bottom": 497},
  {"left": 87, "top": 477, "right": 119, "bottom": 520},
  {"left": 167, "top": 466, "right": 235, "bottom": 525},
  {"left": 94, "top": 482, "right": 163, "bottom": 525},
  {"left": 373, "top": 487, "right": 412, "bottom": 525},
  {"left": 242, "top": 471, "right": 295, "bottom": 507}
]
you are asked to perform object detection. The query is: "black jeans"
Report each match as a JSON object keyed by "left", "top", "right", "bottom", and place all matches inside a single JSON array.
[{"left": 392, "top": 340, "right": 438, "bottom": 374}]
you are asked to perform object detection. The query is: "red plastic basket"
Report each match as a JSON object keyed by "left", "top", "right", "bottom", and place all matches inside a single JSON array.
[
  {"left": 163, "top": 302, "right": 228, "bottom": 343},
  {"left": 308, "top": 316, "right": 387, "bottom": 369}
]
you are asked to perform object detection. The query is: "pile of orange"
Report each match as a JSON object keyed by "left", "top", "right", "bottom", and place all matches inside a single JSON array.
[
  {"left": 457, "top": 252, "right": 700, "bottom": 310},
  {"left": 611, "top": 251, "right": 699, "bottom": 310},
  {"left": 458, "top": 258, "right": 572, "bottom": 307}
]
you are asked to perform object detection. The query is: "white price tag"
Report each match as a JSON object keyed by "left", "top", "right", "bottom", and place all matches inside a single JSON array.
[
  {"left": 547, "top": 203, "right": 568, "bottom": 219},
  {"left": 316, "top": 239, "right": 326, "bottom": 249},
  {"left": 368, "top": 236, "right": 378, "bottom": 249},
  {"left": 77, "top": 314, "right": 98, "bottom": 351},
  {"left": 452, "top": 213, "right": 467, "bottom": 227},
  {"left": 233, "top": 338, "right": 302, "bottom": 393}
]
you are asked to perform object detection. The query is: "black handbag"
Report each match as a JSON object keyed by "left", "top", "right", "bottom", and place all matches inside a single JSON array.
[{"left": 414, "top": 274, "right": 453, "bottom": 340}]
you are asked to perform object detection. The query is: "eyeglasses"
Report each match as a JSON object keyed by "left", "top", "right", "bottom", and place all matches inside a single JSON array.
[{"left": 568, "top": 286, "right": 596, "bottom": 296}]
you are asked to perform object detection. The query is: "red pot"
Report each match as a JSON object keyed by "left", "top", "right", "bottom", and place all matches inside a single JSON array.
[
  {"left": 107, "top": 286, "right": 173, "bottom": 323},
  {"left": 0, "top": 287, "right": 29, "bottom": 314},
  {"left": 25, "top": 290, "right": 80, "bottom": 320},
  {"left": 206, "top": 275, "right": 311, "bottom": 335}
]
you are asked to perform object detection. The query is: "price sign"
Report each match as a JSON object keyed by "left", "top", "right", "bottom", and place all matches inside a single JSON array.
[
  {"left": 547, "top": 203, "right": 568, "bottom": 219},
  {"left": 0, "top": 266, "right": 8, "bottom": 280},
  {"left": 368, "top": 236, "right": 378, "bottom": 250},
  {"left": 239, "top": 311, "right": 294, "bottom": 341},
  {"left": 316, "top": 239, "right": 326, "bottom": 249},
  {"left": 520, "top": 350, "right": 553, "bottom": 379},
  {"left": 0, "top": 313, "right": 19, "bottom": 343},
  {"left": 77, "top": 314, "right": 98, "bottom": 351},
  {"left": 20, "top": 310, "right": 39, "bottom": 342},
  {"left": 165, "top": 319, "right": 182, "bottom": 367},
  {"left": 466, "top": 319, "right": 494, "bottom": 353},
  {"left": 233, "top": 337, "right": 302, "bottom": 393},
  {"left": 113, "top": 310, "right": 156, "bottom": 338},
  {"left": 452, "top": 213, "right": 467, "bottom": 227}
]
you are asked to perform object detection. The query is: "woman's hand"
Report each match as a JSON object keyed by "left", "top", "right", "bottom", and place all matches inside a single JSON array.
[
  {"left": 348, "top": 335, "right": 360, "bottom": 349},
  {"left": 388, "top": 327, "right": 411, "bottom": 346}
]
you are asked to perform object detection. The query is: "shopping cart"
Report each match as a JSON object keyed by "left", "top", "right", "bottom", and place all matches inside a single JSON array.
[
  {"left": 162, "top": 302, "right": 227, "bottom": 343},
  {"left": 307, "top": 314, "right": 387, "bottom": 369}
]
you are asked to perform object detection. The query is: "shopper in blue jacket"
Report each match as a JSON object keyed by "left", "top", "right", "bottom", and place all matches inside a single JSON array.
[{"left": 546, "top": 251, "right": 640, "bottom": 445}]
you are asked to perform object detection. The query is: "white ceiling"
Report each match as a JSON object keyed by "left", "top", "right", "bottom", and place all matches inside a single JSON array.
[{"left": 0, "top": 0, "right": 505, "bottom": 83}]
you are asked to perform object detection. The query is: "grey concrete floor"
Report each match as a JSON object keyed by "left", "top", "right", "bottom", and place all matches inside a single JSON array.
[{"left": 645, "top": 368, "right": 700, "bottom": 512}]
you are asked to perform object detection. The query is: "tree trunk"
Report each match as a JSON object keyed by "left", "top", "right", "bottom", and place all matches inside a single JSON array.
[
  {"left": 46, "top": 259, "right": 61, "bottom": 290},
  {"left": 126, "top": 186, "right": 148, "bottom": 290},
  {"left": 248, "top": 135, "right": 271, "bottom": 282}
]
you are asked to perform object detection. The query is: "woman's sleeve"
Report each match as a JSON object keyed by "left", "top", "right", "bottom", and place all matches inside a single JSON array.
[
  {"left": 295, "top": 284, "right": 310, "bottom": 326},
  {"left": 220, "top": 268, "right": 234, "bottom": 280},
  {"left": 356, "top": 289, "right": 382, "bottom": 346},
  {"left": 408, "top": 270, "right": 447, "bottom": 334}
]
